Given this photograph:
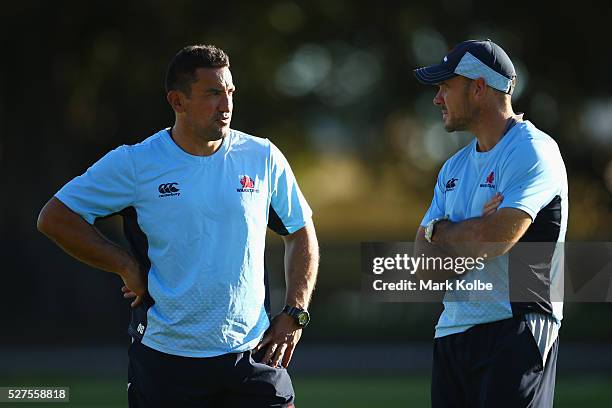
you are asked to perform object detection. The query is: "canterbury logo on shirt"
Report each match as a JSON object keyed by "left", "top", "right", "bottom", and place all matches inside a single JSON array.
[
  {"left": 445, "top": 178, "right": 458, "bottom": 192},
  {"left": 236, "top": 175, "right": 259, "bottom": 193},
  {"left": 158, "top": 182, "right": 180, "bottom": 197}
]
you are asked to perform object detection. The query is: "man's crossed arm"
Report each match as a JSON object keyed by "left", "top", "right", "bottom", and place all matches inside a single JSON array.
[{"left": 414, "top": 193, "right": 532, "bottom": 281}]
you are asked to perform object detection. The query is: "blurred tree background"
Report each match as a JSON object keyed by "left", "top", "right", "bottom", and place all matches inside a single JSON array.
[{"left": 1, "top": 0, "right": 611, "bottom": 352}]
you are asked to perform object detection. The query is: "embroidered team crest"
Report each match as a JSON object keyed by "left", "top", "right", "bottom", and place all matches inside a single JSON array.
[
  {"left": 237, "top": 175, "right": 260, "bottom": 193},
  {"left": 240, "top": 176, "right": 255, "bottom": 189},
  {"left": 480, "top": 171, "right": 496, "bottom": 188}
]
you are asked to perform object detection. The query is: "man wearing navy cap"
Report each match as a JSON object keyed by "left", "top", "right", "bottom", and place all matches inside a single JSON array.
[{"left": 414, "top": 40, "right": 568, "bottom": 407}]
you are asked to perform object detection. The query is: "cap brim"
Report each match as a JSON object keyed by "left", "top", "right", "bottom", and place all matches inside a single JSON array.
[{"left": 413, "top": 64, "right": 457, "bottom": 85}]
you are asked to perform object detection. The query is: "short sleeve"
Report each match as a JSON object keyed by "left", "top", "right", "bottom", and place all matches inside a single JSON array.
[
  {"left": 268, "top": 142, "right": 313, "bottom": 235},
  {"left": 498, "top": 140, "right": 560, "bottom": 221},
  {"left": 55, "top": 145, "right": 136, "bottom": 224},
  {"left": 420, "top": 164, "right": 447, "bottom": 227}
]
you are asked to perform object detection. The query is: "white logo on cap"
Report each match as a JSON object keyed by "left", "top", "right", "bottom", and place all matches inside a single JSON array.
[{"left": 444, "top": 56, "right": 448, "bottom": 62}]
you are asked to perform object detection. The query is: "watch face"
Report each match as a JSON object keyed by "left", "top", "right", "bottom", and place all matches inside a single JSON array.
[{"left": 297, "top": 311, "right": 310, "bottom": 326}]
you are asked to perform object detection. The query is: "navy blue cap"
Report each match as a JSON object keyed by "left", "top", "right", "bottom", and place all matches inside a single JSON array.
[{"left": 413, "top": 39, "right": 516, "bottom": 94}]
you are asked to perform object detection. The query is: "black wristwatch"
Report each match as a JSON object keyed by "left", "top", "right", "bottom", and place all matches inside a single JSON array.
[{"left": 282, "top": 305, "right": 310, "bottom": 328}]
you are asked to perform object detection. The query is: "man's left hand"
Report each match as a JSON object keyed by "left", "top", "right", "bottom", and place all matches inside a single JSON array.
[{"left": 254, "top": 313, "right": 302, "bottom": 368}]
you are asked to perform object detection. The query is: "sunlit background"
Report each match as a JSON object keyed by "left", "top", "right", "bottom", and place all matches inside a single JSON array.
[{"left": 1, "top": 0, "right": 611, "bottom": 406}]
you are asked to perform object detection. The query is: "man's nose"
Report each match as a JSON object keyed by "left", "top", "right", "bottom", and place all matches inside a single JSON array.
[
  {"left": 433, "top": 89, "right": 443, "bottom": 106},
  {"left": 219, "top": 93, "right": 232, "bottom": 112}
]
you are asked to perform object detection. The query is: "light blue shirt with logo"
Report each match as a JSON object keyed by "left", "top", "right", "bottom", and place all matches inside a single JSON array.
[
  {"left": 56, "top": 129, "right": 312, "bottom": 357},
  {"left": 421, "top": 120, "right": 568, "bottom": 341}
]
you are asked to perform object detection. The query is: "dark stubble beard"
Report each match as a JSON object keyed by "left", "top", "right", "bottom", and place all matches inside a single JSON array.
[
  {"left": 207, "top": 125, "right": 228, "bottom": 141},
  {"left": 193, "top": 120, "right": 230, "bottom": 142},
  {"left": 210, "top": 115, "right": 232, "bottom": 141},
  {"left": 444, "top": 83, "right": 479, "bottom": 133},
  {"left": 444, "top": 111, "right": 472, "bottom": 132}
]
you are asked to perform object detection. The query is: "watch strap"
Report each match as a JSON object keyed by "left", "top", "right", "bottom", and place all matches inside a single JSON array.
[
  {"left": 282, "top": 305, "right": 309, "bottom": 327},
  {"left": 425, "top": 216, "right": 448, "bottom": 243}
]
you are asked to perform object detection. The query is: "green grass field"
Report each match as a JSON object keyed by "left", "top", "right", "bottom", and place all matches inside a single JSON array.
[{"left": 2, "top": 375, "right": 610, "bottom": 407}]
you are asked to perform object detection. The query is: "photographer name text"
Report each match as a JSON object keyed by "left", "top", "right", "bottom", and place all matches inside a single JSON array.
[{"left": 372, "top": 279, "right": 493, "bottom": 291}]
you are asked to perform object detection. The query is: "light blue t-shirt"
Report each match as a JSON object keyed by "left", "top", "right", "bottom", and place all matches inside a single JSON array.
[
  {"left": 56, "top": 128, "right": 313, "bottom": 357},
  {"left": 421, "top": 120, "right": 568, "bottom": 338}
]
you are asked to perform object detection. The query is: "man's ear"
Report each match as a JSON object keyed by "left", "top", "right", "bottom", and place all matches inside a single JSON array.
[
  {"left": 472, "top": 77, "right": 487, "bottom": 98},
  {"left": 167, "top": 90, "right": 187, "bottom": 113}
]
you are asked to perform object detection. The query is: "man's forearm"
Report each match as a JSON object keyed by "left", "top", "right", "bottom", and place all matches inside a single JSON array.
[
  {"left": 282, "top": 223, "right": 319, "bottom": 309},
  {"left": 37, "top": 197, "right": 138, "bottom": 278},
  {"left": 433, "top": 217, "right": 488, "bottom": 258},
  {"left": 433, "top": 209, "right": 531, "bottom": 259}
]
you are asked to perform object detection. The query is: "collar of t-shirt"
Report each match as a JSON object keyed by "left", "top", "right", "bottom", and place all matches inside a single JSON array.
[{"left": 472, "top": 113, "right": 525, "bottom": 160}]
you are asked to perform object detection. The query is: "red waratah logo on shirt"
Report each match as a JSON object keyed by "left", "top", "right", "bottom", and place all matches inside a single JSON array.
[
  {"left": 237, "top": 175, "right": 259, "bottom": 193},
  {"left": 240, "top": 176, "right": 255, "bottom": 189},
  {"left": 480, "top": 171, "right": 496, "bottom": 188}
]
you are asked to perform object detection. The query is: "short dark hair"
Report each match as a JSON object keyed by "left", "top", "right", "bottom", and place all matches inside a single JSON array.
[{"left": 165, "top": 44, "right": 230, "bottom": 95}]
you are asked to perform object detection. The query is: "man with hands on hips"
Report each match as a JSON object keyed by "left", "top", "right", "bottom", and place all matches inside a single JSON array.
[{"left": 38, "top": 44, "right": 319, "bottom": 408}]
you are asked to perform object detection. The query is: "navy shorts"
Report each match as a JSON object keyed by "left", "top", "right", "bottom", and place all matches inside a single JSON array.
[
  {"left": 127, "top": 341, "right": 295, "bottom": 408},
  {"left": 431, "top": 316, "right": 558, "bottom": 408}
]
